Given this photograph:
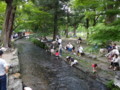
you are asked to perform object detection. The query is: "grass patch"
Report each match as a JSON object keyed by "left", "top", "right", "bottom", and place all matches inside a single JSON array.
[{"left": 106, "top": 80, "right": 120, "bottom": 90}]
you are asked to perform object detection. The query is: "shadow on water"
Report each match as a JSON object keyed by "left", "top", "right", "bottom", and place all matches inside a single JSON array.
[{"left": 15, "top": 39, "right": 108, "bottom": 90}]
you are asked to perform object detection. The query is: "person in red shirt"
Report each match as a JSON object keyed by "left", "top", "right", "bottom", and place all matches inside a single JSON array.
[
  {"left": 92, "top": 64, "right": 97, "bottom": 73},
  {"left": 55, "top": 50, "right": 60, "bottom": 59}
]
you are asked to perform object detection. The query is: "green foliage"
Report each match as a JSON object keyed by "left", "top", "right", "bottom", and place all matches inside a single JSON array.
[
  {"left": 89, "top": 23, "right": 120, "bottom": 45},
  {"left": 77, "top": 24, "right": 86, "bottom": 32},
  {"left": 30, "top": 38, "right": 48, "bottom": 49},
  {"left": 0, "top": 1, "right": 6, "bottom": 29},
  {"left": 106, "top": 80, "right": 120, "bottom": 90},
  {"left": 106, "top": 9, "right": 120, "bottom": 16},
  {"left": 84, "top": 11, "right": 96, "bottom": 19},
  {"left": 14, "top": 1, "right": 53, "bottom": 35}
]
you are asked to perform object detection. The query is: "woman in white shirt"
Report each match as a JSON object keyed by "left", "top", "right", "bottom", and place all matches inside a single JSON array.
[
  {"left": 105, "top": 48, "right": 119, "bottom": 61},
  {"left": 77, "top": 46, "right": 84, "bottom": 56},
  {"left": 109, "top": 54, "right": 120, "bottom": 70}
]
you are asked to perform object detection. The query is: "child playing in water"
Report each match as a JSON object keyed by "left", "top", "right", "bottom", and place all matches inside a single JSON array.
[
  {"left": 55, "top": 50, "right": 60, "bottom": 59},
  {"left": 70, "top": 59, "right": 78, "bottom": 66},
  {"left": 92, "top": 64, "right": 98, "bottom": 73}
]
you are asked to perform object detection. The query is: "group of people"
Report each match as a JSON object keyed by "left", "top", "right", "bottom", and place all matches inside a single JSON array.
[
  {"left": 105, "top": 43, "right": 120, "bottom": 71},
  {"left": 49, "top": 37, "right": 120, "bottom": 72},
  {"left": 50, "top": 36, "right": 63, "bottom": 58},
  {"left": 65, "top": 42, "right": 84, "bottom": 56},
  {"left": 49, "top": 36, "right": 81, "bottom": 67},
  {"left": 64, "top": 39, "right": 120, "bottom": 72}
]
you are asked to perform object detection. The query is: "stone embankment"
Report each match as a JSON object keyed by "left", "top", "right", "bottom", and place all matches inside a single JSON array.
[
  {"left": 114, "top": 71, "right": 120, "bottom": 88},
  {"left": 3, "top": 49, "right": 22, "bottom": 90}
]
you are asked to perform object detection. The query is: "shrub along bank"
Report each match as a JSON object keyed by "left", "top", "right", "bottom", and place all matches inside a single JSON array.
[{"left": 29, "top": 37, "right": 49, "bottom": 50}]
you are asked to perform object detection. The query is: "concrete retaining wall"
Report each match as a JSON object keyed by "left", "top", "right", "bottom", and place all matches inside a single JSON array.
[{"left": 7, "top": 49, "right": 23, "bottom": 90}]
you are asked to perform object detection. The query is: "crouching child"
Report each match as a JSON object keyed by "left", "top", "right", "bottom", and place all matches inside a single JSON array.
[
  {"left": 70, "top": 58, "right": 78, "bottom": 66},
  {"left": 92, "top": 63, "right": 98, "bottom": 73}
]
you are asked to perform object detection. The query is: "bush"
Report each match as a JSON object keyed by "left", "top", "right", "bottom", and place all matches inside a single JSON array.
[
  {"left": 89, "top": 23, "right": 120, "bottom": 47},
  {"left": 30, "top": 38, "right": 48, "bottom": 49}
]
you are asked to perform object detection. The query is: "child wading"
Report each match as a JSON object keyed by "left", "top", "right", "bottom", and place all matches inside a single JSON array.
[
  {"left": 92, "top": 64, "right": 97, "bottom": 73},
  {"left": 55, "top": 50, "right": 60, "bottom": 59}
]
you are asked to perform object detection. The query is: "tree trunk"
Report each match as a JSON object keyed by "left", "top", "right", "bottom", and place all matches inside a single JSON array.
[
  {"left": 65, "top": 25, "right": 69, "bottom": 38},
  {"left": 105, "top": 0, "right": 116, "bottom": 24},
  {"left": 86, "top": 18, "right": 89, "bottom": 39},
  {"left": 93, "top": 9, "right": 97, "bottom": 26},
  {"left": 8, "top": 7, "right": 16, "bottom": 47},
  {"left": 2, "top": 1, "right": 16, "bottom": 48},
  {"left": 65, "top": 7, "right": 69, "bottom": 38},
  {"left": 53, "top": 0, "right": 59, "bottom": 40},
  {"left": 73, "top": 25, "right": 77, "bottom": 37},
  {"left": 93, "top": 16, "right": 96, "bottom": 26}
]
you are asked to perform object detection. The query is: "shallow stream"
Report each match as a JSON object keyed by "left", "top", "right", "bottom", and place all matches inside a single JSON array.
[{"left": 16, "top": 39, "right": 107, "bottom": 90}]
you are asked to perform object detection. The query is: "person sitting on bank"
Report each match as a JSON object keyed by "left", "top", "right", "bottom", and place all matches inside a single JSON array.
[
  {"left": 0, "top": 50, "right": 9, "bottom": 90},
  {"left": 65, "top": 43, "right": 73, "bottom": 52},
  {"left": 67, "top": 43, "right": 73, "bottom": 52},
  {"left": 109, "top": 54, "right": 120, "bottom": 71},
  {"left": 77, "top": 45, "right": 84, "bottom": 56},
  {"left": 65, "top": 43, "right": 69, "bottom": 50},
  {"left": 77, "top": 37, "right": 82, "bottom": 44}
]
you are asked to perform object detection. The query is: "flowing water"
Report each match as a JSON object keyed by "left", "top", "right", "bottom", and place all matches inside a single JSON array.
[{"left": 16, "top": 39, "right": 107, "bottom": 90}]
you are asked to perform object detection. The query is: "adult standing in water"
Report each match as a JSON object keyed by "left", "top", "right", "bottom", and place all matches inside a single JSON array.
[{"left": 0, "top": 50, "right": 9, "bottom": 90}]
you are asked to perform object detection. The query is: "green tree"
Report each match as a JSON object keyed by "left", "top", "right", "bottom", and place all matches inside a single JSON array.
[
  {"left": 32, "top": 0, "right": 70, "bottom": 40},
  {"left": 73, "top": 0, "right": 120, "bottom": 44}
]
